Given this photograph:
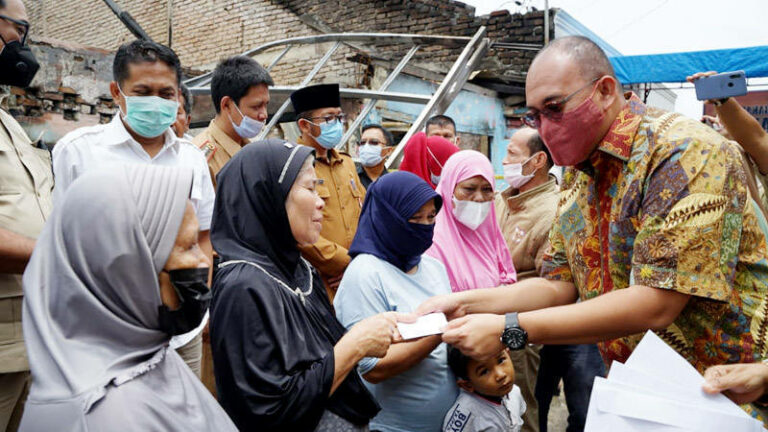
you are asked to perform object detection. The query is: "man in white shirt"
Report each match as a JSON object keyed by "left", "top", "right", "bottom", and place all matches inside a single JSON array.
[{"left": 52, "top": 39, "right": 214, "bottom": 376}]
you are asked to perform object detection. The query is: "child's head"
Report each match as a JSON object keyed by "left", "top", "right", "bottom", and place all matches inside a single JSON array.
[{"left": 447, "top": 345, "right": 516, "bottom": 398}]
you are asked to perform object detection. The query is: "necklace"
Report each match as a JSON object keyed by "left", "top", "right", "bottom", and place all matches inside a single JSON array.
[{"left": 218, "top": 258, "right": 313, "bottom": 306}]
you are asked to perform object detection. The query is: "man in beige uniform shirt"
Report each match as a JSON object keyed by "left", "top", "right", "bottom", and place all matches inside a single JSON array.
[
  {"left": 496, "top": 127, "right": 604, "bottom": 432},
  {"left": 0, "top": 1, "right": 52, "bottom": 430},
  {"left": 192, "top": 56, "right": 273, "bottom": 186},
  {"left": 495, "top": 127, "right": 554, "bottom": 432},
  {"left": 291, "top": 84, "right": 365, "bottom": 301}
]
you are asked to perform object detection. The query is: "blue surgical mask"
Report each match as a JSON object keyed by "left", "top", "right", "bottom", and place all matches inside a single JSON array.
[
  {"left": 311, "top": 119, "right": 343, "bottom": 149},
  {"left": 359, "top": 144, "right": 383, "bottom": 167},
  {"left": 118, "top": 87, "right": 178, "bottom": 138},
  {"left": 229, "top": 103, "right": 264, "bottom": 139}
]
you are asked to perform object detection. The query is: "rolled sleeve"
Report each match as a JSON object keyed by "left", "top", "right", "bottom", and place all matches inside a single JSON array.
[
  {"left": 540, "top": 219, "right": 573, "bottom": 283},
  {"left": 51, "top": 141, "right": 77, "bottom": 205},
  {"left": 191, "top": 153, "right": 215, "bottom": 231}
]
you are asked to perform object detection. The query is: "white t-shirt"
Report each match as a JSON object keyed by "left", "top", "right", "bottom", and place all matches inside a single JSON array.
[
  {"left": 52, "top": 116, "right": 214, "bottom": 230},
  {"left": 52, "top": 116, "right": 215, "bottom": 347},
  {"left": 443, "top": 387, "right": 526, "bottom": 432}
]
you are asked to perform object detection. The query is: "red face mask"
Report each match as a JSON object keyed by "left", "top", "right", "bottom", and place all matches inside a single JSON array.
[{"left": 539, "top": 85, "right": 606, "bottom": 166}]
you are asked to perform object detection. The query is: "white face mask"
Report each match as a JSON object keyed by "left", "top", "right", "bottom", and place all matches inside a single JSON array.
[
  {"left": 503, "top": 154, "right": 538, "bottom": 189},
  {"left": 452, "top": 197, "right": 491, "bottom": 230},
  {"left": 430, "top": 172, "right": 441, "bottom": 185},
  {"left": 427, "top": 147, "right": 443, "bottom": 185}
]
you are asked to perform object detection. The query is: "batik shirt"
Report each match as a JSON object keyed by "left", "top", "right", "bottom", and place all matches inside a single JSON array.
[{"left": 541, "top": 93, "right": 768, "bottom": 372}]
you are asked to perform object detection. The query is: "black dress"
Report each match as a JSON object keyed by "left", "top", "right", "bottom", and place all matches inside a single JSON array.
[{"left": 209, "top": 139, "right": 379, "bottom": 431}]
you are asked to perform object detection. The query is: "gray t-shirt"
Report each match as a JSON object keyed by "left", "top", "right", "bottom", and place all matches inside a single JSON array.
[{"left": 442, "top": 388, "right": 525, "bottom": 432}]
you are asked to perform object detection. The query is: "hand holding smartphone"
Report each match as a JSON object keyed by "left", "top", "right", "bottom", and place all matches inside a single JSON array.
[{"left": 693, "top": 70, "right": 748, "bottom": 101}]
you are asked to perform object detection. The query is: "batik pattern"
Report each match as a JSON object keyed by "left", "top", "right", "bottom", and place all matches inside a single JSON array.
[{"left": 541, "top": 93, "right": 768, "bottom": 372}]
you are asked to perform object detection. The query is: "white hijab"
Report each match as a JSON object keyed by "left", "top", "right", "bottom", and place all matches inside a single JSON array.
[{"left": 20, "top": 164, "right": 235, "bottom": 431}]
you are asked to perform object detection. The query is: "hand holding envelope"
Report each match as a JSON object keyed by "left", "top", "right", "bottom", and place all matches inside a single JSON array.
[
  {"left": 585, "top": 331, "right": 765, "bottom": 432},
  {"left": 397, "top": 312, "right": 448, "bottom": 340}
]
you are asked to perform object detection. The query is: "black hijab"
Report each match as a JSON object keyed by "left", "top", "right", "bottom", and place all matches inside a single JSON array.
[
  {"left": 211, "top": 138, "right": 312, "bottom": 281},
  {"left": 210, "top": 139, "right": 379, "bottom": 431}
]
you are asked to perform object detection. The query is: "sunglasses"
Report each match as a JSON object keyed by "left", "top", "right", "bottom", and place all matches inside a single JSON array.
[{"left": 522, "top": 77, "right": 601, "bottom": 129}]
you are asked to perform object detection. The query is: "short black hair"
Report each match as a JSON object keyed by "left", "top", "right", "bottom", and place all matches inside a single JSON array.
[
  {"left": 361, "top": 124, "right": 394, "bottom": 146},
  {"left": 113, "top": 39, "right": 182, "bottom": 87},
  {"left": 447, "top": 345, "right": 471, "bottom": 381},
  {"left": 426, "top": 115, "right": 456, "bottom": 133},
  {"left": 211, "top": 55, "right": 273, "bottom": 114},
  {"left": 179, "top": 83, "right": 192, "bottom": 116},
  {"left": 527, "top": 131, "right": 553, "bottom": 169}
]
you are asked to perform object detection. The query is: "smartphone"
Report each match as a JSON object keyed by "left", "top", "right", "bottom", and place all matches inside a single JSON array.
[{"left": 694, "top": 71, "right": 748, "bottom": 101}]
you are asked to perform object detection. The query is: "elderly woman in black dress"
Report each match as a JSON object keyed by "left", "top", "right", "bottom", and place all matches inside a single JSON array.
[{"left": 210, "top": 139, "right": 406, "bottom": 431}]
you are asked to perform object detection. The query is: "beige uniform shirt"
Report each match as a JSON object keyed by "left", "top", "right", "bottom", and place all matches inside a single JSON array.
[
  {"left": 191, "top": 120, "right": 243, "bottom": 188},
  {"left": 0, "top": 109, "right": 53, "bottom": 372},
  {"left": 296, "top": 138, "right": 365, "bottom": 297},
  {"left": 494, "top": 176, "right": 558, "bottom": 280}
]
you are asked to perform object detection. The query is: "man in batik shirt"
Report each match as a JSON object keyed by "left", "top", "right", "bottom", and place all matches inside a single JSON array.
[{"left": 417, "top": 36, "right": 768, "bottom": 405}]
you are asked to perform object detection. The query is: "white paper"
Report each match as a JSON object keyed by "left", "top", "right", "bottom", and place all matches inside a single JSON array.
[
  {"left": 397, "top": 312, "right": 447, "bottom": 340},
  {"left": 584, "top": 331, "right": 765, "bottom": 432}
]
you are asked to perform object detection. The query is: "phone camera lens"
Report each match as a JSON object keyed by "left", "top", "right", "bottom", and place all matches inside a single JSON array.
[{"left": 728, "top": 82, "right": 734, "bottom": 87}]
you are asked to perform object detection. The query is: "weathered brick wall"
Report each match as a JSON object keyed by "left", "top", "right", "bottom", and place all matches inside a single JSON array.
[
  {"left": 27, "top": 0, "right": 553, "bottom": 86},
  {"left": 2, "top": 38, "right": 117, "bottom": 146}
]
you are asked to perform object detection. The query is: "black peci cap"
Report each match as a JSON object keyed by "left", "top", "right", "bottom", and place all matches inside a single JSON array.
[{"left": 290, "top": 83, "right": 341, "bottom": 115}]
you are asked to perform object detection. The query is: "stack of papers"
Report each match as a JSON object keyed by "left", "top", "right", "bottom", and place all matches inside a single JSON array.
[{"left": 585, "top": 331, "right": 765, "bottom": 431}]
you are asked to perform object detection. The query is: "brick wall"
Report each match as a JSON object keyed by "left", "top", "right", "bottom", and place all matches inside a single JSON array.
[
  {"left": 2, "top": 38, "right": 117, "bottom": 146},
  {"left": 27, "top": 0, "right": 554, "bottom": 86}
]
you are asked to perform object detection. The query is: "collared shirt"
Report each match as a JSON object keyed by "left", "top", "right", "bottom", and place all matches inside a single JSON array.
[
  {"left": 0, "top": 109, "right": 54, "bottom": 372},
  {"left": 541, "top": 93, "right": 768, "bottom": 372},
  {"left": 296, "top": 137, "right": 366, "bottom": 291},
  {"left": 356, "top": 162, "right": 389, "bottom": 190},
  {"left": 53, "top": 116, "right": 215, "bottom": 230},
  {"left": 191, "top": 119, "right": 243, "bottom": 187},
  {"left": 495, "top": 175, "right": 558, "bottom": 280}
]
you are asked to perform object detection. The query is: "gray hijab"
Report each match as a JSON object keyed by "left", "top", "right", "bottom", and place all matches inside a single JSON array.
[{"left": 20, "top": 164, "right": 235, "bottom": 431}]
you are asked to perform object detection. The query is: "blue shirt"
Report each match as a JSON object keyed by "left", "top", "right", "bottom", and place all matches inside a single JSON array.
[{"left": 334, "top": 254, "right": 459, "bottom": 432}]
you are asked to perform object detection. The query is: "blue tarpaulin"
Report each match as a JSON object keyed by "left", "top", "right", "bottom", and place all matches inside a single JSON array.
[{"left": 609, "top": 45, "right": 768, "bottom": 84}]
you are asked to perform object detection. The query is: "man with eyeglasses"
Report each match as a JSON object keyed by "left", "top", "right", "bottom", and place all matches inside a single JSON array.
[
  {"left": 417, "top": 36, "right": 768, "bottom": 421},
  {"left": 356, "top": 124, "right": 394, "bottom": 189},
  {"left": 291, "top": 83, "right": 366, "bottom": 300},
  {"left": 52, "top": 39, "right": 215, "bottom": 378},
  {"left": 0, "top": 1, "right": 50, "bottom": 430}
]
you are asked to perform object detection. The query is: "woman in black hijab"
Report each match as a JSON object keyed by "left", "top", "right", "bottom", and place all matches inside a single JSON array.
[{"left": 210, "top": 139, "right": 403, "bottom": 431}]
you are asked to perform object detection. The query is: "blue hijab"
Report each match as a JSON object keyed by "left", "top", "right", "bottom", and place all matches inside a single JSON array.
[{"left": 349, "top": 171, "right": 442, "bottom": 272}]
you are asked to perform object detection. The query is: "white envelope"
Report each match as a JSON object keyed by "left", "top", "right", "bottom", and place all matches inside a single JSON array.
[
  {"left": 608, "top": 362, "right": 750, "bottom": 420},
  {"left": 397, "top": 312, "right": 447, "bottom": 340},
  {"left": 585, "top": 377, "right": 763, "bottom": 432},
  {"left": 585, "top": 331, "right": 765, "bottom": 432}
]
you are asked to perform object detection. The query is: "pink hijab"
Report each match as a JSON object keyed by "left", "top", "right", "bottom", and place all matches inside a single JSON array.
[{"left": 426, "top": 150, "right": 517, "bottom": 292}]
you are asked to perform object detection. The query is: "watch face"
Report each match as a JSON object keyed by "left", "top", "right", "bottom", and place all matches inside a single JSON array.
[{"left": 502, "top": 327, "right": 526, "bottom": 350}]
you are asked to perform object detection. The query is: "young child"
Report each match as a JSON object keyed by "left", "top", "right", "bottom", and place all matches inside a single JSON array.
[{"left": 443, "top": 346, "right": 526, "bottom": 432}]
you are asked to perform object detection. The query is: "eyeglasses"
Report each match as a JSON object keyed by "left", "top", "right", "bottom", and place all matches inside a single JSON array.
[
  {"left": 305, "top": 113, "right": 346, "bottom": 125},
  {"left": 522, "top": 77, "right": 601, "bottom": 129},
  {"left": 359, "top": 138, "right": 385, "bottom": 146},
  {"left": 0, "top": 14, "right": 30, "bottom": 46}
]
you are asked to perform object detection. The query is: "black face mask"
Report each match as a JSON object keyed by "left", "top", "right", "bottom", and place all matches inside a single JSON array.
[
  {"left": 158, "top": 267, "right": 211, "bottom": 336},
  {"left": 0, "top": 35, "right": 40, "bottom": 88}
]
